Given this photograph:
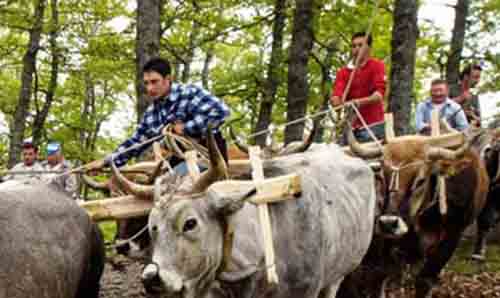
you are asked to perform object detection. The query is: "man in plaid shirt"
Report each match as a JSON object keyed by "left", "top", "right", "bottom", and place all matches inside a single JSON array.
[{"left": 87, "top": 57, "right": 230, "bottom": 170}]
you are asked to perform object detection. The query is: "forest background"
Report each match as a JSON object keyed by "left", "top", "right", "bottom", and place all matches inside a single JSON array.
[{"left": 0, "top": 0, "right": 499, "bottom": 172}]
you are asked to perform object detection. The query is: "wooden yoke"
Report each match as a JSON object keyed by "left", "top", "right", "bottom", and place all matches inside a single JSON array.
[
  {"left": 431, "top": 109, "right": 448, "bottom": 216},
  {"left": 249, "top": 146, "right": 279, "bottom": 286}
]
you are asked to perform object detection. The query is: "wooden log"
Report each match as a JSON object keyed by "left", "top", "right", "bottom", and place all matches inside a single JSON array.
[
  {"left": 249, "top": 146, "right": 279, "bottom": 285},
  {"left": 79, "top": 195, "right": 153, "bottom": 221},
  {"left": 80, "top": 174, "right": 301, "bottom": 221},
  {"left": 431, "top": 109, "right": 440, "bottom": 137},
  {"left": 385, "top": 113, "right": 395, "bottom": 140}
]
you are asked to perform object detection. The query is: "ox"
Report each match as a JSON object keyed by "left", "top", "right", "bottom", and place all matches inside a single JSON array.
[
  {"left": 470, "top": 128, "right": 500, "bottom": 260},
  {"left": 341, "top": 126, "right": 489, "bottom": 298},
  {"left": 112, "top": 129, "right": 376, "bottom": 298},
  {"left": 0, "top": 180, "right": 105, "bottom": 298}
]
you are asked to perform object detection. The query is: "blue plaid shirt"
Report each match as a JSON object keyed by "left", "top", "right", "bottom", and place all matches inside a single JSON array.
[{"left": 110, "top": 83, "right": 230, "bottom": 167}]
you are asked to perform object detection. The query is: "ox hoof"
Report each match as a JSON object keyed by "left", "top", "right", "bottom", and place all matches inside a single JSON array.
[{"left": 378, "top": 215, "right": 409, "bottom": 237}]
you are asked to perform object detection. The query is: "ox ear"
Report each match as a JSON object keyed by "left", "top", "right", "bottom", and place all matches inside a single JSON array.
[{"left": 207, "top": 187, "right": 257, "bottom": 217}]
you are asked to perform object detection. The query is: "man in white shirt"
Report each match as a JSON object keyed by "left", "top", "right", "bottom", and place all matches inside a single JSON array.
[{"left": 3, "top": 139, "right": 43, "bottom": 181}]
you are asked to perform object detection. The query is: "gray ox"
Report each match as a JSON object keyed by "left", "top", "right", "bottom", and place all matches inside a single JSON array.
[
  {"left": 0, "top": 180, "right": 105, "bottom": 298},
  {"left": 112, "top": 132, "right": 376, "bottom": 298}
]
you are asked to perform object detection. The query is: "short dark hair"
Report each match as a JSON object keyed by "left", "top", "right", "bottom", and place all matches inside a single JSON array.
[
  {"left": 431, "top": 78, "right": 448, "bottom": 86},
  {"left": 142, "top": 57, "right": 171, "bottom": 77},
  {"left": 352, "top": 31, "right": 373, "bottom": 46},
  {"left": 459, "top": 63, "right": 482, "bottom": 80}
]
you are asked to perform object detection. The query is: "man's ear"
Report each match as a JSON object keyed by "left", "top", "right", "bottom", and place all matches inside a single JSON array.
[{"left": 207, "top": 187, "right": 257, "bottom": 217}]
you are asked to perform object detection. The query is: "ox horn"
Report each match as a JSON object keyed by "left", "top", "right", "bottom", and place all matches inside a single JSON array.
[
  {"left": 426, "top": 137, "right": 470, "bottom": 161},
  {"left": 229, "top": 126, "right": 249, "bottom": 154},
  {"left": 110, "top": 157, "right": 155, "bottom": 198},
  {"left": 347, "top": 122, "right": 383, "bottom": 159},
  {"left": 81, "top": 175, "right": 110, "bottom": 191},
  {"left": 279, "top": 120, "right": 318, "bottom": 156},
  {"left": 191, "top": 125, "right": 229, "bottom": 193}
]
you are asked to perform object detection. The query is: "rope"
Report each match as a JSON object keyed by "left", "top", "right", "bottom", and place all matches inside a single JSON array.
[{"left": 106, "top": 224, "right": 149, "bottom": 249}]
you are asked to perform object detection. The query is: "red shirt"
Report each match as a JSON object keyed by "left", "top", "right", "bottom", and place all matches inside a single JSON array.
[{"left": 332, "top": 58, "right": 386, "bottom": 129}]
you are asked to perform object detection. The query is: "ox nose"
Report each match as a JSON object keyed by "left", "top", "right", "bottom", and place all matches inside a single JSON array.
[
  {"left": 378, "top": 215, "right": 408, "bottom": 237},
  {"left": 142, "top": 263, "right": 163, "bottom": 294}
]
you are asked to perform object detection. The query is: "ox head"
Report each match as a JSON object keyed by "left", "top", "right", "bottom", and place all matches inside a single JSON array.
[
  {"left": 347, "top": 124, "right": 471, "bottom": 238},
  {"left": 141, "top": 128, "right": 256, "bottom": 298}
]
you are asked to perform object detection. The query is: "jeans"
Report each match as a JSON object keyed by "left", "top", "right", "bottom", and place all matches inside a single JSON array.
[{"left": 340, "top": 122, "right": 386, "bottom": 145}]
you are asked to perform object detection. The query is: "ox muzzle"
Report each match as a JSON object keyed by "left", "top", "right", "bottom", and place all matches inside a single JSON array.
[{"left": 142, "top": 262, "right": 184, "bottom": 296}]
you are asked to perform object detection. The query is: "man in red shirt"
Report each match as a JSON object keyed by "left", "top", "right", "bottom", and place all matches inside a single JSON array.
[{"left": 331, "top": 32, "right": 386, "bottom": 143}]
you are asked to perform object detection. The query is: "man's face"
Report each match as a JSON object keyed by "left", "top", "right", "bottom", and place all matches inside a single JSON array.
[
  {"left": 144, "top": 71, "right": 171, "bottom": 101},
  {"left": 351, "top": 36, "right": 370, "bottom": 62},
  {"left": 47, "top": 152, "right": 60, "bottom": 166},
  {"left": 23, "top": 148, "right": 37, "bottom": 166},
  {"left": 469, "top": 69, "right": 481, "bottom": 88},
  {"left": 430, "top": 83, "right": 448, "bottom": 104}
]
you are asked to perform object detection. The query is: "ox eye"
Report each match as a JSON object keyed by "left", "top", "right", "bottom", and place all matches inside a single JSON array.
[{"left": 183, "top": 218, "right": 198, "bottom": 233}]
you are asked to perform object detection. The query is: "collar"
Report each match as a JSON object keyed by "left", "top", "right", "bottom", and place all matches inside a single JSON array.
[
  {"left": 152, "top": 83, "right": 179, "bottom": 106},
  {"left": 424, "top": 97, "right": 452, "bottom": 107}
]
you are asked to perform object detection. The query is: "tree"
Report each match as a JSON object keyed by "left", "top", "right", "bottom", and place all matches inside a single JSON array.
[
  {"left": 32, "top": 0, "right": 59, "bottom": 146},
  {"left": 388, "top": 0, "right": 418, "bottom": 136},
  {"left": 446, "top": 0, "right": 470, "bottom": 97},
  {"left": 253, "top": 0, "right": 287, "bottom": 146},
  {"left": 8, "top": 0, "right": 46, "bottom": 167},
  {"left": 135, "top": 0, "right": 161, "bottom": 122},
  {"left": 284, "top": 0, "right": 316, "bottom": 144}
]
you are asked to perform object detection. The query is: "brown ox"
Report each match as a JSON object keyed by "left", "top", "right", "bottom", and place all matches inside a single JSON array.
[
  {"left": 340, "top": 127, "right": 489, "bottom": 298},
  {"left": 471, "top": 128, "right": 500, "bottom": 260}
]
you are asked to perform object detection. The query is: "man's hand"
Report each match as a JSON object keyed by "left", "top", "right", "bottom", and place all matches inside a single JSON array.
[
  {"left": 173, "top": 121, "right": 185, "bottom": 135},
  {"left": 85, "top": 159, "right": 106, "bottom": 176},
  {"left": 331, "top": 96, "right": 342, "bottom": 107}
]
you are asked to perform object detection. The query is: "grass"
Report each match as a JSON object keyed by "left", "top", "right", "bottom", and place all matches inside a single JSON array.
[
  {"left": 99, "top": 221, "right": 118, "bottom": 257},
  {"left": 446, "top": 239, "right": 500, "bottom": 275}
]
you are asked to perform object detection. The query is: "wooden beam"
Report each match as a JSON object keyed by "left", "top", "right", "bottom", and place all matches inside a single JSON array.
[
  {"left": 80, "top": 175, "right": 302, "bottom": 221},
  {"left": 79, "top": 195, "right": 153, "bottom": 221},
  {"left": 249, "top": 146, "right": 279, "bottom": 285},
  {"left": 385, "top": 113, "right": 395, "bottom": 140},
  {"left": 209, "top": 174, "right": 301, "bottom": 204}
]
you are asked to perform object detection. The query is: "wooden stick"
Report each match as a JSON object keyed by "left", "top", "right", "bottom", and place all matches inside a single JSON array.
[
  {"left": 185, "top": 150, "right": 201, "bottom": 182},
  {"left": 431, "top": 109, "right": 447, "bottom": 215},
  {"left": 385, "top": 113, "right": 395, "bottom": 140},
  {"left": 431, "top": 109, "right": 440, "bottom": 137},
  {"left": 249, "top": 146, "right": 279, "bottom": 285}
]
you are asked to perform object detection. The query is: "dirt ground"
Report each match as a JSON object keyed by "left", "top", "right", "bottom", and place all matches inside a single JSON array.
[{"left": 99, "top": 255, "right": 500, "bottom": 298}]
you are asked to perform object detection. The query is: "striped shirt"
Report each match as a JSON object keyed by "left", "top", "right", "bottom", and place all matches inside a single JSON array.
[{"left": 110, "top": 83, "right": 230, "bottom": 167}]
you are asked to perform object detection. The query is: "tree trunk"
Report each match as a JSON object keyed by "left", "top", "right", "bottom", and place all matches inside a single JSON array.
[
  {"left": 389, "top": 0, "right": 418, "bottom": 136},
  {"left": 8, "top": 0, "right": 46, "bottom": 167},
  {"left": 135, "top": 0, "right": 161, "bottom": 122},
  {"left": 446, "top": 0, "right": 470, "bottom": 98},
  {"left": 201, "top": 45, "right": 215, "bottom": 89},
  {"left": 312, "top": 41, "right": 336, "bottom": 142},
  {"left": 32, "top": 0, "right": 59, "bottom": 146},
  {"left": 181, "top": 10, "right": 200, "bottom": 83},
  {"left": 284, "top": 0, "right": 315, "bottom": 144},
  {"left": 253, "top": 0, "right": 287, "bottom": 146}
]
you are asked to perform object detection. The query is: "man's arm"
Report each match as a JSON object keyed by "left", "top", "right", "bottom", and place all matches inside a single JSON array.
[
  {"left": 331, "top": 69, "right": 347, "bottom": 106},
  {"left": 415, "top": 102, "right": 428, "bottom": 133},
  {"left": 109, "top": 113, "right": 155, "bottom": 168},
  {"left": 454, "top": 107, "right": 470, "bottom": 131},
  {"left": 178, "top": 85, "right": 230, "bottom": 136}
]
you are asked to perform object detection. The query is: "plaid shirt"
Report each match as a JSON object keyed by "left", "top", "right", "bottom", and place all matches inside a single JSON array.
[{"left": 110, "top": 83, "right": 230, "bottom": 167}]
